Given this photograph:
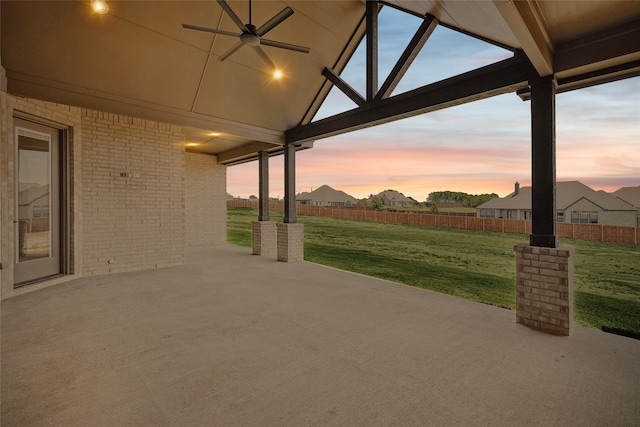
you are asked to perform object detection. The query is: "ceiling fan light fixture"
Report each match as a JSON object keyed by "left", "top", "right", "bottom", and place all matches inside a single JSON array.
[{"left": 90, "top": 0, "right": 109, "bottom": 14}]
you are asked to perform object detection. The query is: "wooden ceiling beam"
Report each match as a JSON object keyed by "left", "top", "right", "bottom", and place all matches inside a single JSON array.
[
  {"left": 554, "top": 18, "right": 640, "bottom": 75},
  {"left": 216, "top": 141, "right": 280, "bottom": 164},
  {"left": 493, "top": 0, "right": 554, "bottom": 76},
  {"left": 286, "top": 53, "right": 537, "bottom": 144}
]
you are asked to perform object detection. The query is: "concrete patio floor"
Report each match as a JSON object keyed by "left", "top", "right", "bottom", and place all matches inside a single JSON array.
[{"left": 2, "top": 244, "right": 639, "bottom": 426}]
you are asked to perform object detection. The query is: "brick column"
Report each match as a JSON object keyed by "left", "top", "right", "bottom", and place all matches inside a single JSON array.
[
  {"left": 514, "top": 243, "right": 574, "bottom": 335},
  {"left": 252, "top": 221, "right": 276, "bottom": 257},
  {"left": 277, "top": 223, "right": 304, "bottom": 262}
]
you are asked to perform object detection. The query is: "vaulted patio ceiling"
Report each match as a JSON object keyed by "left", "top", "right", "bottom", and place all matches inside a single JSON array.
[{"left": 2, "top": 1, "right": 639, "bottom": 163}]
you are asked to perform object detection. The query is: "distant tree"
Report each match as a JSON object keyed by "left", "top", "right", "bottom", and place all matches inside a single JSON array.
[
  {"left": 428, "top": 191, "right": 498, "bottom": 208},
  {"left": 464, "top": 193, "right": 499, "bottom": 207},
  {"left": 358, "top": 198, "right": 369, "bottom": 208},
  {"left": 370, "top": 195, "right": 384, "bottom": 211},
  {"left": 407, "top": 196, "right": 421, "bottom": 206},
  {"left": 249, "top": 195, "right": 258, "bottom": 201},
  {"left": 430, "top": 203, "right": 439, "bottom": 214}
]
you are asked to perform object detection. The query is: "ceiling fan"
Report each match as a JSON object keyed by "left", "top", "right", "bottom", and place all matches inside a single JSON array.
[{"left": 183, "top": 0, "right": 310, "bottom": 69}]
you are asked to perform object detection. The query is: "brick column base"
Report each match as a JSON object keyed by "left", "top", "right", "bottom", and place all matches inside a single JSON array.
[
  {"left": 252, "top": 221, "right": 276, "bottom": 256},
  {"left": 514, "top": 244, "right": 574, "bottom": 335},
  {"left": 276, "top": 223, "right": 304, "bottom": 262}
]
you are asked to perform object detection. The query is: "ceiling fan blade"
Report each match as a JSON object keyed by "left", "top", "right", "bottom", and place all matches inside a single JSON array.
[
  {"left": 182, "top": 24, "right": 239, "bottom": 38},
  {"left": 219, "top": 41, "right": 245, "bottom": 61},
  {"left": 260, "top": 38, "right": 310, "bottom": 54},
  {"left": 256, "top": 7, "right": 294, "bottom": 37},
  {"left": 217, "top": 0, "right": 249, "bottom": 33},
  {"left": 252, "top": 46, "right": 275, "bottom": 69}
]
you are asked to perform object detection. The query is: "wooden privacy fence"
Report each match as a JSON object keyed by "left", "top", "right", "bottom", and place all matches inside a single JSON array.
[{"left": 227, "top": 200, "right": 639, "bottom": 245}]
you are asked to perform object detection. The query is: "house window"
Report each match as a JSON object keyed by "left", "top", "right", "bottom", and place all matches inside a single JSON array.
[
  {"left": 571, "top": 211, "right": 599, "bottom": 224},
  {"left": 33, "top": 206, "right": 42, "bottom": 218},
  {"left": 571, "top": 211, "right": 579, "bottom": 223},
  {"left": 479, "top": 209, "right": 494, "bottom": 218},
  {"left": 580, "top": 211, "right": 589, "bottom": 223},
  {"left": 557, "top": 211, "right": 564, "bottom": 222},
  {"left": 524, "top": 211, "right": 532, "bottom": 220}
]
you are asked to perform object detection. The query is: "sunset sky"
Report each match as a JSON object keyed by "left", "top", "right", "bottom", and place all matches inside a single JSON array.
[{"left": 227, "top": 7, "right": 639, "bottom": 201}]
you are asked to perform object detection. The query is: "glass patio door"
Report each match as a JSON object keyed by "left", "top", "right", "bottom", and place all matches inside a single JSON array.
[{"left": 14, "top": 118, "right": 61, "bottom": 285}]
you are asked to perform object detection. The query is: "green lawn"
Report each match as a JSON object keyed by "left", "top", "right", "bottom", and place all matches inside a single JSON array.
[{"left": 228, "top": 207, "right": 640, "bottom": 338}]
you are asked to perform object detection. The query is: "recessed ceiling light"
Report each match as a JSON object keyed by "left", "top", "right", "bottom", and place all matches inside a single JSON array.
[
  {"left": 208, "top": 132, "right": 221, "bottom": 137},
  {"left": 185, "top": 142, "right": 200, "bottom": 147},
  {"left": 91, "top": 0, "right": 109, "bottom": 14},
  {"left": 273, "top": 69, "right": 283, "bottom": 80}
]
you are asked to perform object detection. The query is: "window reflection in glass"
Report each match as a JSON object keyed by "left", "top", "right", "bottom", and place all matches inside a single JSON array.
[{"left": 17, "top": 135, "right": 51, "bottom": 261}]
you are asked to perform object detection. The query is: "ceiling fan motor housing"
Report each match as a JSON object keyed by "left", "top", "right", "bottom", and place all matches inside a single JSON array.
[{"left": 241, "top": 24, "right": 260, "bottom": 46}]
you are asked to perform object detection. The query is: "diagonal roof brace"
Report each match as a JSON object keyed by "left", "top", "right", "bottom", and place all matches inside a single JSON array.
[
  {"left": 322, "top": 67, "right": 366, "bottom": 106},
  {"left": 375, "top": 14, "right": 438, "bottom": 100},
  {"left": 320, "top": 10, "right": 438, "bottom": 110}
]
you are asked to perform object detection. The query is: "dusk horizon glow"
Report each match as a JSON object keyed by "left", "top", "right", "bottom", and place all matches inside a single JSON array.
[{"left": 227, "top": 8, "right": 639, "bottom": 202}]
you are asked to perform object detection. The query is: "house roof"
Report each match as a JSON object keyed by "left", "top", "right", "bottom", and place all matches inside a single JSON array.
[
  {"left": 296, "top": 185, "right": 358, "bottom": 204},
  {"left": 376, "top": 189, "right": 413, "bottom": 203},
  {"left": 2, "top": 1, "right": 639, "bottom": 164},
  {"left": 18, "top": 184, "right": 49, "bottom": 206},
  {"left": 478, "top": 181, "right": 636, "bottom": 211},
  {"left": 614, "top": 186, "right": 640, "bottom": 208}
]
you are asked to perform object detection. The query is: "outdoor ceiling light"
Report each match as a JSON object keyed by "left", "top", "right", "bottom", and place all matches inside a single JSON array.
[
  {"left": 273, "top": 69, "right": 283, "bottom": 80},
  {"left": 91, "top": 0, "right": 109, "bottom": 14}
]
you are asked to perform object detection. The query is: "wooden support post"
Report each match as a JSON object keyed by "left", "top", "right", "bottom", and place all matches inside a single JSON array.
[
  {"left": 284, "top": 143, "right": 296, "bottom": 224},
  {"left": 530, "top": 76, "right": 558, "bottom": 248},
  {"left": 366, "top": 0, "right": 378, "bottom": 101},
  {"left": 258, "top": 151, "right": 269, "bottom": 222}
]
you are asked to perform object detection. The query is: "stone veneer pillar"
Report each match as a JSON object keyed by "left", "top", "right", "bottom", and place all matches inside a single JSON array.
[
  {"left": 277, "top": 223, "right": 304, "bottom": 262},
  {"left": 514, "top": 244, "right": 574, "bottom": 335},
  {"left": 252, "top": 221, "right": 276, "bottom": 257}
]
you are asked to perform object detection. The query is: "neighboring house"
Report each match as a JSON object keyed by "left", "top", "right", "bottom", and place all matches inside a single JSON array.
[
  {"left": 376, "top": 189, "right": 415, "bottom": 207},
  {"left": 614, "top": 186, "right": 640, "bottom": 226},
  {"left": 296, "top": 185, "right": 358, "bottom": 207},
  {"left": 477, "top": 181, "right": 637, "bottom": 227},
  {"left": 18, "top": 184, "right": 50, "bottom": 220}
]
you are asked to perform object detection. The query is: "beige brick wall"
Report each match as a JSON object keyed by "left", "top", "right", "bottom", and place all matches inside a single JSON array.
[
  {"left": 1, "top": 95, "right": 83, "bottom": 299},
  {"left": 185, "top": 152, "right": 226, "bottom": 245},
  {"left": 1, "top": 95, "right": 231, "bottom": 296},
  {"left": 81, "top": 110, "right": 185, "bottom": 275}
]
